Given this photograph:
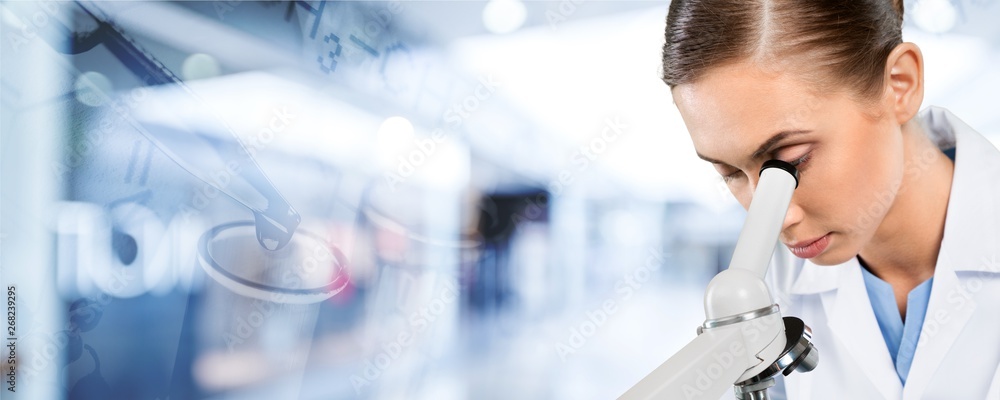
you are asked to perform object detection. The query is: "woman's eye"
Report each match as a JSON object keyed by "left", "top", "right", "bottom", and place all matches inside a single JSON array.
[
  {"left": 774, "top": 144, "right": 812, "bottom": 168},
  {"left": 722, "top": 170, "right": 743, "bottom": 183},
  {"left": 788, "top": 152, "right": 812, "bottom": 167}
]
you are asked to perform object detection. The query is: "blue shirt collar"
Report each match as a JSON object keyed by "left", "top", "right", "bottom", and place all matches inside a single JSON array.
[{"left": 859, "top": 264, "right": 934, "bottom": 385}]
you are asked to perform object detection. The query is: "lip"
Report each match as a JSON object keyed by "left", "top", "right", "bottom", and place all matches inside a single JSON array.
[{"left": 784, "top": 233, "right": 831, "bottom": 259}]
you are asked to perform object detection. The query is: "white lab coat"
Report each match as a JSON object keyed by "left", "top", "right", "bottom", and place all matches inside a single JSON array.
[{"left": 763, "top": 106, "right": 1000, "bottom": 400}]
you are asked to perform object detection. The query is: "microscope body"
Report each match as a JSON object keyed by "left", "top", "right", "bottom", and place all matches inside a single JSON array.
[
  {"left": 699, "top": 269, "right": 818, "bottom": 399},
  {"left": 620, "top": 161, "right": 818, "bottom": 400}
]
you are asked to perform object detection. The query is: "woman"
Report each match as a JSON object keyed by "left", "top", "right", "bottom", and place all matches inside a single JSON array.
[{"left": 661, "top": 0, "right": 1000, "bottom": 398}]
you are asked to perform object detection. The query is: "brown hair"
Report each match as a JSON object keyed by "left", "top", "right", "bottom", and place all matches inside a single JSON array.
[{"left": 662, "top": 0, "right": 905, "bottom": 102}]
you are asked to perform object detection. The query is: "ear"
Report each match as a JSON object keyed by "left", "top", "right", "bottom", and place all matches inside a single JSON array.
[{"left": 884, "top": 42, "right": 924, "bottom": 124}]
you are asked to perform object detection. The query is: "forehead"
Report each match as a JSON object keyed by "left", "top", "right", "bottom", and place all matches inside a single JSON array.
[{"left": 672, "top": 62, "right": 824, "bottom": 160}]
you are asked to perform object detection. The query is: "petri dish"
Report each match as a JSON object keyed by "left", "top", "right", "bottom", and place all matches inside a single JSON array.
[{"left": 198, "top": 221, "right": 350, "bottom": 304}]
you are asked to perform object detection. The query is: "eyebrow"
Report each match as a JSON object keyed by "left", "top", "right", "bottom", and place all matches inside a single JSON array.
[{"left": 696, "top": 130, "right": 811, "bottom": 165}]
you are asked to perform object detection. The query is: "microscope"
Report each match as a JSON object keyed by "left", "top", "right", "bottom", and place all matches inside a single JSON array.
[{"left": 620, "top": 160, "right": 818, "bottom": 400}]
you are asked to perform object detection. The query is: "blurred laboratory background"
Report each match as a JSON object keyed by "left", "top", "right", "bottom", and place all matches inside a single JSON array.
[{"left": 1, "top": 1, "right": 997, "bottom": 399}]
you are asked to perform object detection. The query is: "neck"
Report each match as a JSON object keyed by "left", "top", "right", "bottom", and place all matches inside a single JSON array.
[{"left": 858, "top": 119, "right": 954, "bottom": 287}]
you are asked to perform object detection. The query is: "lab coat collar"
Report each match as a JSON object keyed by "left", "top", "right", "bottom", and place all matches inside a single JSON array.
[
  {"left": 922, "top": 106, "right": 1000, "bottom": 274},
  {"left": 903, "top": 107, "right": 1000, "bottom": 398},
  {"left": 790, "top": 106, "right": 1000, "bottom": 295}
]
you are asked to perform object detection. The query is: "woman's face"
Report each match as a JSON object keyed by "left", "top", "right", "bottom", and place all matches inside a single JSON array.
[{"left": 673, "top": 62, "right": 905, "bottom": 265}]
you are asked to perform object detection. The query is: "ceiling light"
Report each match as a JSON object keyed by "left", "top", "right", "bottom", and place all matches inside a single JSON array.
[
  {"left": 482, "top": 0, "right": 527, "bottom": 35},
  {"left": 912, "top": 0, "right": 958, "bottom": 34}
]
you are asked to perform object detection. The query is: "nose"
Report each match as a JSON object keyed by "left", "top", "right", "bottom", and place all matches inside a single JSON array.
[{"left": 782, "top": 197, "right": 805, "bottom": 234}]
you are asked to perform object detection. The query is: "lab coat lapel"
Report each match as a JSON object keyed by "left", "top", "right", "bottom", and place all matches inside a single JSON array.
[
  {"left": 902, "top": 107, "right": 1000, "bottom": 398},
  {"left": 901, "top": 255, "right": 978, "bottom": 398},
  {"left": 820, "top": 258, "right": 903, "bottom": 400}
]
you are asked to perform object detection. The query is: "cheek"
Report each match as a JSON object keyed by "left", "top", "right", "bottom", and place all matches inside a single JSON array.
[
  {"left": 832, "top": 123, "right": 906, "bottom": 237},
  {"left": 796, "top": 134, "right": 902, "bottom": 265}
]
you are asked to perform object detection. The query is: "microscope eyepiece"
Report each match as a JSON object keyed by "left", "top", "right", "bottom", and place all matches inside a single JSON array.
[{"left": 760, "top": 159, "right": 800, "bottom": 188}]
